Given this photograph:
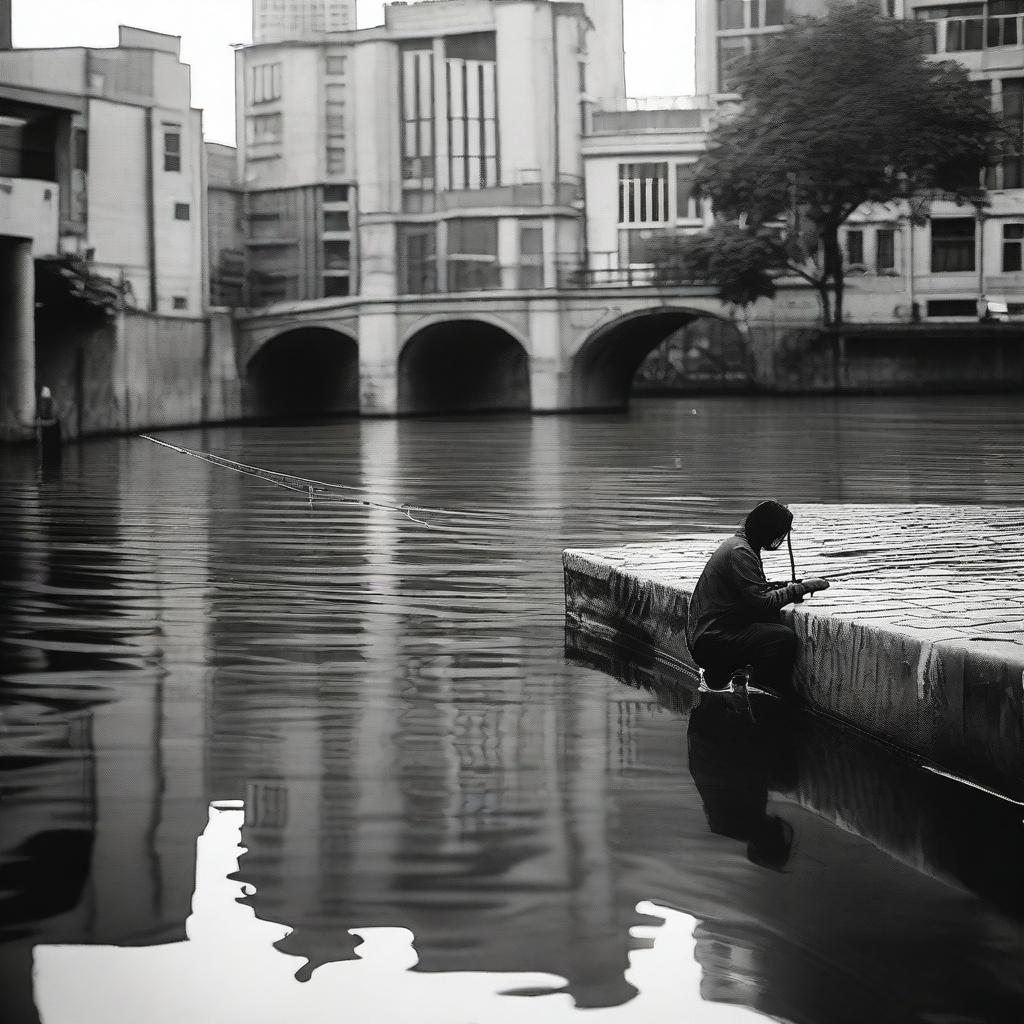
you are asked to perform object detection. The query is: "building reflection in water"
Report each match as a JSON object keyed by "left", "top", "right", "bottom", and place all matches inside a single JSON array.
[
  {"left": 570, "top": 631, "right": 1024, "bottom": 1022},
  {"left": 33, "top": 804, "right": 767, "bottom": 1023},
  {"left": 0, "top": 440, "right": 212, "bottom": 1024},
  {"left": 5, "top": 402, "right": 1024, "bottom": 1024}
]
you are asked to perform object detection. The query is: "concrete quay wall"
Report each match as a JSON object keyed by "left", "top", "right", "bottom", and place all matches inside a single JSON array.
[
  {"left": 563, "top": 504, "right": 1024, "bottom": 800},
  {"left": 748, "top": 324, "right": 1024, "bottom": 394},
  {"left": 34, "top": 309, "right": 241, "bottom": 440}
]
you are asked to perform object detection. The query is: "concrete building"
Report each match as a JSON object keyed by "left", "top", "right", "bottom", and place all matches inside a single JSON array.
[
  {"left": 0, "top": 21, "right": 214, "bottom": 440},
  {"left": 693, "top": 0, "right": 1024, "bottom": 324},
  {"left": 206, "top": 141, "right": 246, "bottom": 307},
  {"left": 0, "top": 25, "right": 207, "bottom": 316},
  {"left": 235, "top": 0, "right": 625, "bottom": 307},
  {"left": 253, "top": 0, "right": 357, "bottom": 43},
  {"left": 581, "top": 95, "right": 714, "bottom": 281}
]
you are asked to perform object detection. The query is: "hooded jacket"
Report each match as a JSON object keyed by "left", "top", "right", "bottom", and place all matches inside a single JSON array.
[{"left": 686, "top": 500, "right": 805, "bottom": 649}]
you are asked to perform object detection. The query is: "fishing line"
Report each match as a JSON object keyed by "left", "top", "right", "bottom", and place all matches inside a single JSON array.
[{"left": 140, "top": 434, "right": 450, "bottom": 528}]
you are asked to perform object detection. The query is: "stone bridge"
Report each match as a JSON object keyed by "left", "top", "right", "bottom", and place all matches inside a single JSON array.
[{"left": 235, "top": 284, "right": 819, "bottom": 417}]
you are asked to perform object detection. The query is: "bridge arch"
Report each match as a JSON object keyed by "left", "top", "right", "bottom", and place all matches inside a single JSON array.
[
  {"left": 246, "top": 325, "right": 359, "bottom": 420},
  {"left": 571, "top": 306, "right": 747, "bottom": 409},
  {"left": 398, "top": 317, "right": 531, "bottom": 415}
]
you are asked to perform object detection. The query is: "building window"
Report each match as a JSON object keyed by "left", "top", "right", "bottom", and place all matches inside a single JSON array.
[
  {"left": 326, "top": 55, "right": 347, "bottom": 76},
  {"left": 163, "top": 125, "right": 181, "bottom": 172},
  {"left": 914, "top": 5, "right": 984, "bottom": 54},
  {"left": 619, "top": 163, "right": 669, "bottom": 225},
  {"left": 716, "top": 34, "right": 774, "bottom": 92},
  {"left": 718, "top": 0, "right": 786, "bottom": 30},
  {"left": 1003, "top": 223, "right": 1024, "bottom": 270},
  {"left": 988, "top": 1, "right": 1023, "bottom": 47},
  {"left": 246, "top": 113, "right": 283, "bottom": 147},
  {"left": 519, "top": 222, "right": 544, "bottom": 289},
  {"left": 675, "top": 163, "right": 700, "bottom": 220},
  {"left": 998, "top": 78, "right": 1024, "bottom": 188},
  {"left": 447, "top": 218, "right": 499, "bottom": 291},
  {"left": 174, "top": 202, "right": 191, "bottom": 221},
  {"left": 326, "top": 146, "right": 346, "bottom": 175},
  {"left": 447, "top": 57, "right": 498, "bottom": 190},
  {"left": 927, "top": 298, "right": 977, "bottom": 317},
  {"left": 323, "top": 275, "right": 349, "bottom": 297},
  {"left": 324, "top": 210, "right": 349, "bottom": 232},
  {"left": 73, "top": 127, "right": 88, "bottom": 173},
  {"left": 876, "top": 228, "right": 896, "bottom": 273},
  {"left": 324, "top": 184, "right": 349, "bottom": 204},
  {"left": 323, "top": 240, "right": 350, "bottom": 270},
  {"left": 399, "top": 224, "right": 437, "bottom": 294},
  {"left": 931, "top": 217, "right": 976, "bottom": 272},
  {"left": 402, "top": 49, "right": 434, "bottom": 186},
  {"left": 172, "top": 296, "right": 188, "bottom": 310},
  {"left": 845, "top": 229, "right": 864, "bottom": 267},
  {"left": 249, "top": 63, "right": 282, "bottom": 104}
]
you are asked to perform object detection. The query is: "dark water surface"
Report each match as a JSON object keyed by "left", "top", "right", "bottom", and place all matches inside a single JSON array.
[{"left": 2, "top": 395, "right": 1024, "bottom": 1024}]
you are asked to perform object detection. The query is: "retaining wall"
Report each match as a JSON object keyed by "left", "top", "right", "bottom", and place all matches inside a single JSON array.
[
  {"left": 564, "top": 504, "right": 1024, "bottom": 800},
  {"left": 34, "top": 309, "right": 241, "bottom": 439}
]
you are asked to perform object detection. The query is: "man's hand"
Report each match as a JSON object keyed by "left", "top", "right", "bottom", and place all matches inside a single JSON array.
[{"left": 801, "top": 577, "right": 830, "bottom": 594}]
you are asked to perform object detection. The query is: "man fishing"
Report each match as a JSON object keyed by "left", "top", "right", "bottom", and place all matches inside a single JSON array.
[{"left": 686, "top": 499, "right": 829, "bottom": 694}]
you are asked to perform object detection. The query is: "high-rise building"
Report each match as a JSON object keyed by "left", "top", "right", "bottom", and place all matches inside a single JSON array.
[
  {"left": 693, "top": 0, "right": 1024, "bottom": 324},
  {"left": 236, "top": 0, "right": 626, "bottom": 306},
  {"left": 253, "top": 0, "right": 357, "bottom": 43}
]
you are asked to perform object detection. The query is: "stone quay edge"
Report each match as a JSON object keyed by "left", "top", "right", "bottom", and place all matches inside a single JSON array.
[{"left": 563, "top": 504, "right": 1024, "bottom": 801}]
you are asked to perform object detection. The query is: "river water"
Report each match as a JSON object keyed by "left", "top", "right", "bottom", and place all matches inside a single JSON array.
[{"left": 1, "top": 395, "right": 1024, "bottom": 1024}]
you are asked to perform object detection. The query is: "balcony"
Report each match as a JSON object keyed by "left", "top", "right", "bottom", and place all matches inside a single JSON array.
[{"left": 587, "top": 97, "right": 713, "bottom": 136}]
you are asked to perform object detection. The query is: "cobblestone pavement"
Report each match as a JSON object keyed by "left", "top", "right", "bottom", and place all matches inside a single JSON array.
[{"left": 570, "top": 503, "right": 1024, "bottom": 656}]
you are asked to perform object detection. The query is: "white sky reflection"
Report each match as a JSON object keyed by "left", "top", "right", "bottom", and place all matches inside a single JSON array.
[{"left": 33, "top": 802, "right": 764, "bottom": 1023}]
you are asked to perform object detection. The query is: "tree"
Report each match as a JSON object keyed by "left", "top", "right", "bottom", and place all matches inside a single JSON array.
[
  {"left": 650, "top": 222, "right": 788, "bottom": 312},
  {"left": 694, "top": 2, "right": 1005, "bottom": 326}
]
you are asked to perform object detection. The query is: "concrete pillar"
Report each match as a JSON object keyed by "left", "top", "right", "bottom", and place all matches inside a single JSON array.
[
  {"left": 358, "top": 306, "right": 400, "bottom": 415},
  {"left": 360, "top": 222, "right": 398, "bottom": 299},
  {"left": 528, "top": 300, "right": 569, "bottom": 411},
  {"left": 498, "top": 217, "right": 519, "bottom": 290},
  {"left": 0, "top": 239, "right": 37, "bottom": 441}
]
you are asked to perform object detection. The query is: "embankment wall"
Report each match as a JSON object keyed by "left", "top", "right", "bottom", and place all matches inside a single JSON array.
[{"left": 34, "top": 309, "right": 241, "bottom": 439}]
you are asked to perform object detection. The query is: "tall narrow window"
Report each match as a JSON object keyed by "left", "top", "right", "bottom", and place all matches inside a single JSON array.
[
  {"left": 402, "top": 48, "right": 434, "bottom": 186},
  {"left": 876, "top": 228, "right": 896, "bottom": 273},
  {"left": 1003, "top": 223, "right": 1024, "bottom": 271},
  {"left": 675, "top": 163, "right": 700, "bottom": 220},
  {"left": 618, "top": 163, "right": 669, "bottom": 225},
  {"left": 399, "top": 225, "right": 437, "bottom": 294},
  {"left": 163, "top": 125, "right": 181, "bottom": 172},
  {"left": 447, "top": 57, "right": 498, "bottom": 190},
  {"left": 931, "top": 217, "right": 976, "bottom": 273},
  {"left": 845, "top": 229, "right": 864, "bottom": 267},
  {"left": 1000, "top": 78, "right": 1024, "bottom": 188},
  {"left": 519, "top": 222, "right": 544, "bottom": 289}
]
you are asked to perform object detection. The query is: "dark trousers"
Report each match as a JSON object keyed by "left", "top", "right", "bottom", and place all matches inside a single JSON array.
[{"left": 692, "top": 622, "right": 797, "bottom": 692}]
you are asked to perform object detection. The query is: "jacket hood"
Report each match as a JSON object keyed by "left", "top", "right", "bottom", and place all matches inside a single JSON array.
[{"left": 743, "top": 500, "right": 793, "bottom": 550}]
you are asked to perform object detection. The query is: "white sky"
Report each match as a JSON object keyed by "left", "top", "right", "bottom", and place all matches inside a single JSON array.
[{"left": 11, "top": 0, "right": 695, "bottom": 145}]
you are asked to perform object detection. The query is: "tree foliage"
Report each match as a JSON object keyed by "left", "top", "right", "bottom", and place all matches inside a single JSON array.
[
  {"left": 694, "top": 1, "right": 1005, "bottom": 325},
  {"left": 650, "top": 223, "right": 787, "bottom": 311}
]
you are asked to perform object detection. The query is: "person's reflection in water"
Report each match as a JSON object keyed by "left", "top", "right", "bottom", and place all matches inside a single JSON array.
[{"left": 687, "top": 694, "right": 796, "bottom": 871}]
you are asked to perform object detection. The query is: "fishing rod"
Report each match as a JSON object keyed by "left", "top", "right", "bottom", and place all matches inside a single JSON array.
[{"left": 140, "top": 434, "right": 445, "bottom": 528}]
